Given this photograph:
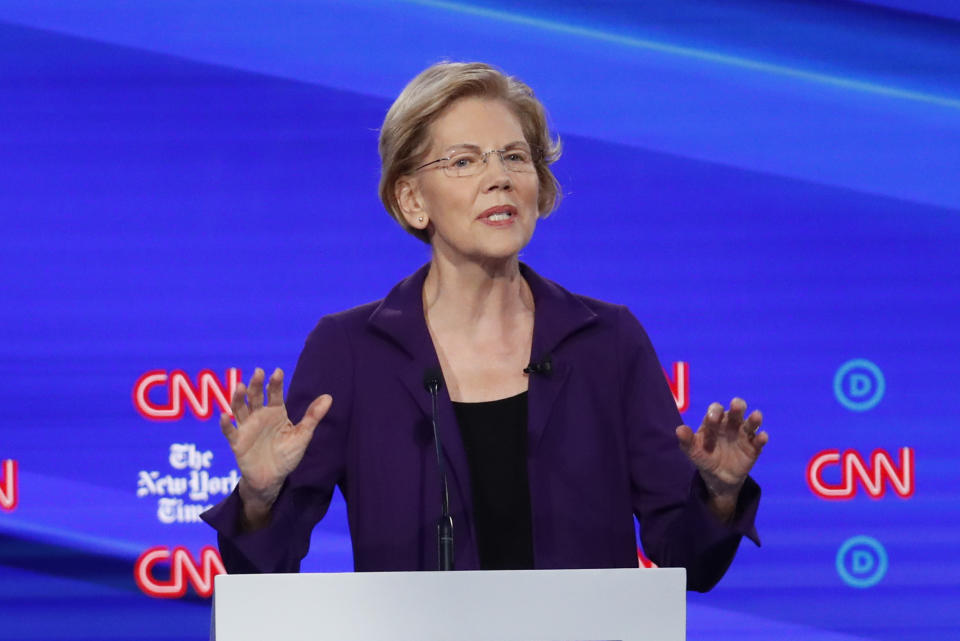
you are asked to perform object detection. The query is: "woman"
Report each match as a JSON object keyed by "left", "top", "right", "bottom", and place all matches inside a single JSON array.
[{"left": 202, "top": 62, "right": 767, "bottom": 591}]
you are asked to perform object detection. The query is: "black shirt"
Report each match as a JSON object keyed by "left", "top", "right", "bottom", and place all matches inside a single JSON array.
[{"left": 451, "top": 391, "right": 535, "bottom": 570}]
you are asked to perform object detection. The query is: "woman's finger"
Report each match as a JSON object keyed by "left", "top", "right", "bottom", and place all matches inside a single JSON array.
[
  {"left": 725, "top": 397, "right": 746, "bottom": 435},
  {"left": 675, "top": 424, "right": 695, "bottom": 457},
  {"left": 743, "top": 409, "right": 763, "bottom": 438},
  {"left": 746, "top": 429, "right": 770, "bottom": 459},
  {"left": 219, "top": 411, "right": 238, "bottom": 445},
  {"left": 231, "top": 382, "right": 250, "bottom": 424},
  {"left": 266, "top": 368, "right": 284, "bottom": 407},
  {"left": 248, "top": 368, "right": 265, "bottom": 412},
  {"left": 295, "top": 395, "right": 333, "bottom": 438},
  {"left": 753, "top": 430, "right": 769, "bottom": 453},
  {"left": 701, "top": 402, "right": 723, "bottom": 452}
]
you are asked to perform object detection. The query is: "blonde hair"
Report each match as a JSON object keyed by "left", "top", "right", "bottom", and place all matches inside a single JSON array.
[{"left": 379, "top": 62, "right": 562, "bottom": 243}]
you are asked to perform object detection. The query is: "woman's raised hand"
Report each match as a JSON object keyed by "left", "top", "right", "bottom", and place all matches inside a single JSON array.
[
  {"left": 219, "top": 367, "right": 332, "bottom": 525},
  {"left": 675, "top": 398, "right": 768, "bottom": 520}
]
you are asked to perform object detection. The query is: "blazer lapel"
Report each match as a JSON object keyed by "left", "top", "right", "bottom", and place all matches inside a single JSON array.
[
  {"left": 521, "top": 264, "right": 599, "bottom": 453},
  {"left": 367, "top": 264, "right": 479, "bottom": 564}
]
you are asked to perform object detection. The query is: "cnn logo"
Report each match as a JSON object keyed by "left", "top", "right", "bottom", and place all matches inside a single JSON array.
[
  {"left": 807, "top": 447, "right": 914, "bottom": 499},
  {"left": 0, "top": 459, "right": 17, "bottom": 511},
  {"left": 664, "top": 361, "right": 689, "bottom": 413},
  {"left": 637, "top": 549, "right": 658, "bottom": 569},
  {"left": 133, "top": 369, "right": 241, "bottom": 421},
  {"left": 135, "top": 546, "right": 225, "bottom": 598}
]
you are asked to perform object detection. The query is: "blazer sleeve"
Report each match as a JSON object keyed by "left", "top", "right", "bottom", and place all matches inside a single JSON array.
[
  {"left": 617, "top": 305, "right": 761, "bottom": 592},
  {"left": 201, "top": 314, "right": 354, "bottom": 573}
]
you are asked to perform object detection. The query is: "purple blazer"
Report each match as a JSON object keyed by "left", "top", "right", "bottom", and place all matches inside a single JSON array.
[{"left": 202, "top": 263, "right": 760, "bottom": 591}]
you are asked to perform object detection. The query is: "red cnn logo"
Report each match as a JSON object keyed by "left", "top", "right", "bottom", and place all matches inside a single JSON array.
[
  {"left": 135, "top": 546, "right": 225, "bottom": 598},
  {"left": 637, "top": 548, "right": 659, "bottom": 569},
  {"left": 133, "top": 369, "right": 241, "bottom": 421},
  {"left": 664, "top": 361, "right": 690, "bottom": 413},
  {"left": 806, "top": 447, "right": 915, "bottom": 499},
  {"left": 0, "top": 459, "right": 18, "bottom": 511}
]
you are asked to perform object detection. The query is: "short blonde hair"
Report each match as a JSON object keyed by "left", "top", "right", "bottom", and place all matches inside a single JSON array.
[{"left": 379, "top": 62, "right": 562, "bottom": 243}]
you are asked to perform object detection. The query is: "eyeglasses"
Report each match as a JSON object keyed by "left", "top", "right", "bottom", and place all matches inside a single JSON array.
[{"left": 415, "top": 143, "right": 538, "bottom": 177}]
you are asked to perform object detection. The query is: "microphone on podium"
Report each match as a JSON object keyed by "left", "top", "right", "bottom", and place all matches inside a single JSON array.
[{"left": 423, "top": 367, "right": 454, "bottom": 570}]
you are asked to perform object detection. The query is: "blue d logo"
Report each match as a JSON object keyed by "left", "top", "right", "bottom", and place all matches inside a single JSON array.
[
  {"left": 836, "top": 535, "right": 888, "bottom": 588},
  {"left": 851, "top": 550, "right": 874, "bottom": 574},
  {"left": 834, "top": 359, "right": 885, "bottom": 411}
]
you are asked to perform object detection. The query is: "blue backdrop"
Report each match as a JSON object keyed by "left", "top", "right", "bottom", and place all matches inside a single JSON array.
[{"left": 1, "top": 1, "right": 958, "bottom": 639}]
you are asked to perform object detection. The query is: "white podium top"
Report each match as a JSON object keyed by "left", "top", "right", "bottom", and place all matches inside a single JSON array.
[{"left": 213, "top": 567, "right": 685, "bottom": 641}]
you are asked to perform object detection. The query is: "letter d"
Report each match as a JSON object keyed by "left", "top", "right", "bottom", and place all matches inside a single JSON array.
[
  {"left": 852, "top": 550, "right": 875, "bottom": 574},
  {"left": 849, "top": 373, "right": 873, "bottom": 398}
]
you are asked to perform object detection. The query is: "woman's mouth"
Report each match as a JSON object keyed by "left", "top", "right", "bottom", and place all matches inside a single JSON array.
[{"left": 479, "top": 206, "right": 517, "bottom": 226}]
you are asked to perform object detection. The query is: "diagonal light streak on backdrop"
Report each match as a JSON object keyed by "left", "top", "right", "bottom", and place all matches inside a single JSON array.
[
  {"left": 406, "top": 0, "right": 960, "bottom": 110},
  {"left": 0, "top": 516, "right": 145, "bottom": 559}
]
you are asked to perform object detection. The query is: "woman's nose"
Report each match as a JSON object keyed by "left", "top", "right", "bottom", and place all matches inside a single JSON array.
[{"left": 482, "top": 153, "right": 512, "bottom": 190}]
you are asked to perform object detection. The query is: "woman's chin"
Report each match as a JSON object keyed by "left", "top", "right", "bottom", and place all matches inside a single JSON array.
[
  {"left": 435, "top": 230, "right": 533, "bottom": 265},
  {"left": 480, "top": 225, "right": 534, "bottom": 257},
  {"left": 475, "top": 237, "right": 531, "bottom": 263}
]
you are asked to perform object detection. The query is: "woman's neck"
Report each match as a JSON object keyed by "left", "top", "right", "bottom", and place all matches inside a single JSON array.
[{"left": 422, "top": 252, "right": 534, "bottom": 337}]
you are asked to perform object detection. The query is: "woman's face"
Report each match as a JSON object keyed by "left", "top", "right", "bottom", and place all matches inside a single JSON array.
[{"left": 399, "top": 97, "right": 540, "bottom": 264}]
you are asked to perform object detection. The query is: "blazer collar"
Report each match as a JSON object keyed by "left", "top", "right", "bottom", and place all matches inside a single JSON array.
[{"left": 366, "top": 261, "right": 598, "bottom": 359}]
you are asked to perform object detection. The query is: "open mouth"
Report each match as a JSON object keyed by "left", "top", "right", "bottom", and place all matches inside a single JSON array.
[{"left": 479, "top": 206, "right": 517, "bottom": 222}]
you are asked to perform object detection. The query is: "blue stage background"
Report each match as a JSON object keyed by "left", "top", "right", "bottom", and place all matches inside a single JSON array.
[{"left": 1, "top": 1, "right": 958, "bottom": 639}]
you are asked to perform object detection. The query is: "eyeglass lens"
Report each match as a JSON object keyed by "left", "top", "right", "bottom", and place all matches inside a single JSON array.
[{"left": 443, "top": 146, "right": 536, "bottom": 177}]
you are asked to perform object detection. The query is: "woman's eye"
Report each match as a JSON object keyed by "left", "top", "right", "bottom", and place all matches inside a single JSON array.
[
  {"left": 452, "top": 156, "right": 475, "bottom": 168},
  {"left": 506, "top": 152, "right": 529, "bottom": 163}
]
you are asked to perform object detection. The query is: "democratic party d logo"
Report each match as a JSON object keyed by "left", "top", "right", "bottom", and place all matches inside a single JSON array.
[
  {"left": 834, "top": 359, "right": 885, "bottom": 412},
  {"left": 836, "top": 535, "right": 888, "bottom": 588}
]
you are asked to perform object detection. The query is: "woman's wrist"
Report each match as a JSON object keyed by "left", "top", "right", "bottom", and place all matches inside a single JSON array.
[
  {"left": 700, "top": 472, "right": 744, "bottom": 523},
  {"left": 237, "top": 478, "right": 279, "bottom": 531},
  {"left": 706, "top": 492, "right": 738, "bottom": 523}
]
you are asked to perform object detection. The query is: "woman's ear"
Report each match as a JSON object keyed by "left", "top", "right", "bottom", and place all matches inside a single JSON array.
[{"left": 396, "top": 177, "right": 429, "bottom": 231}]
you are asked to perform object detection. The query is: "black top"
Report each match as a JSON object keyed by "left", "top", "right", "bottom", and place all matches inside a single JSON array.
[{"left": 451, "top": 391, "right": 535, "bottom": 570}]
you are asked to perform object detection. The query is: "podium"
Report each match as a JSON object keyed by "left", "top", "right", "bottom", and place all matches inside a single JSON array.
[{"left": 211, "top": 567, "right": 686, "bottom": 640}]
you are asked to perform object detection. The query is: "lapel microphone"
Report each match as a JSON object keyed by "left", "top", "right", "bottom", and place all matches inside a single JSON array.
[{"left": 523, "top": 353, "right": 553, "bottom": 376}]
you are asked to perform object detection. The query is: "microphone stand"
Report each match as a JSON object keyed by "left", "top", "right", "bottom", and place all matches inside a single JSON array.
[{"left": 425, "top": 370, "right": 455, "bottom": 570}]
